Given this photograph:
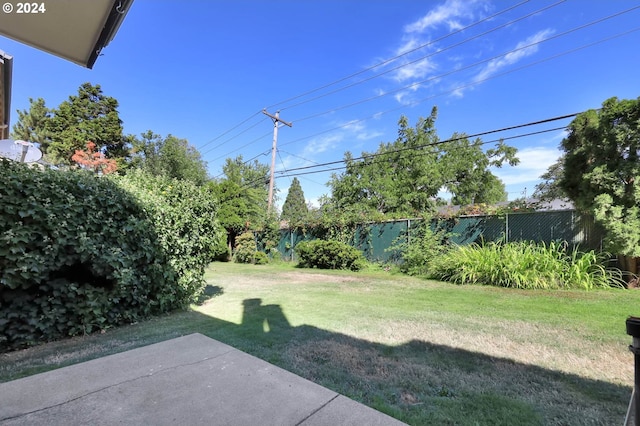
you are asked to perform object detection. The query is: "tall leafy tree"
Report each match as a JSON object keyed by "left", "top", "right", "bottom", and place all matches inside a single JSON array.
[
  {"left": 329, "top": 108, "right": 516, "bottom": 216},
  {"left": 281, "top": 177, "right": 308, "bottom": 225},
  {"left": 210, "top": 156, "right": 270, "bottom": 255},
  {"left": 533, "top": 156, "right": 568, "bottom": 202},
  {"left": 559, "top": 96, "right": 640, "bottom": 276},
  {"left": 440, "top": 132, "right": 512, "bottom": 205},
  {"left": 43, "top": 82, "right": 125, "bottom": 164},
  {"left": 11, "top": 97, "right": 51, "bottom": 144},
  {"left": 330, "top": 110, "right": 441, "bottom": 216},
  {"left": 129, "top": 131, "right": 208, "bottom": 185}
]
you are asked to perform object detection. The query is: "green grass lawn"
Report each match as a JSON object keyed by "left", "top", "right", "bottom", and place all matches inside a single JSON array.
[{"left": 2, "top": 261, "right": 638, "bottom": 425}]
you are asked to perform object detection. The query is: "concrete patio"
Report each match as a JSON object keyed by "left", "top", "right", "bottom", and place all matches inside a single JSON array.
[{"left": 0, "top": 333, "right": 406, "bottom": 425}]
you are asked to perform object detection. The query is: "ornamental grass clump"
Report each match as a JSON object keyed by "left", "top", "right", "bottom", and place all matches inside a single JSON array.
[{"left": 430, "top": 240, "right": 624, "bottom": 290}]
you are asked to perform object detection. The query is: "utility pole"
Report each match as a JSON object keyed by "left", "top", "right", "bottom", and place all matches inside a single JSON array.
[{"left": 262, "top": 109, "right": 292, "bottom": 212}]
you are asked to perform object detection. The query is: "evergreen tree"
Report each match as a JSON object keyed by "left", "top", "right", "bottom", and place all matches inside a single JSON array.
[
  {"left": 281, "top": 177, "right": 308, "bottom": 225},
  {"left": 43, "top": 82, "right": 125, "bottom": 164},
  {"left": 559, "top": 96, "right": 640, "bottom": 276},
  {"left": 11, "top": 97, "right": 51, "bottom": 144}
]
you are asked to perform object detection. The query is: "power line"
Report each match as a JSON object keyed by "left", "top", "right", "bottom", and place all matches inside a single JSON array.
[
  {"left": 200, "top": 117, "right": 269, "bottom": 158},
  {"left": 196, "top": 110, "right": 262, "bottom": 152},
  {"left": 275, "top": 126, "right": 567, "bottom": 180},
  {"left": 287, "top": 5, "right": 640, "bottom": 124},
  {"left": 238, "top": 111, "right": 575, "bottom": 190},
  {"left": 198, "top": 1, "right": 534, "bottom": 154},
  {"left": 279, "top": 25, "right": 640, "bottom": 150},
  {"left": 265, "top": 0, "right": 533, "bottom": 112},
  {"left": 211, "top": 149, "right": 270, "bottom": 180},
  {"left": 278, "top": 114, "right": 577, "bottom": 176},
  {"left": 280, "top": 0, "right": 565, "bottom": 113},
  {"left": 202, "top": 6, "right": 639, "bottom": 179},
  {"left": 207, "top": 130, "right": 272, "bottom": 162},
  {"left": 214, "top": 22, "right": 640, "bottom": 173}
]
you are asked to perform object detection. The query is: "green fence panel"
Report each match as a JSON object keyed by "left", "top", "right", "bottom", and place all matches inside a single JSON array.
[
  {"left": 506, "top": 211, "right": 570, "bottom": 243},
  {"left": 354, "top": 220, "right": 410, "bottom": 262},
  {"left": 275, "top": 210, "right": 606, "bottom": 263}
]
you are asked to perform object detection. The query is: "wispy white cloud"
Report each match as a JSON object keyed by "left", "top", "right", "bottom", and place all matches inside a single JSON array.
[
  {"left": 449, "top": 28, "right": 555, "bottom": 99},
  {"left": 383, "top": 0, "right": 488, "bottom": 103},
  {"left": 394, "top": 91, "right": 414, "bottom": 106},
  {"left": 404, "top": 0, "right": 483, "bottom": 34},
  {"left": 393, "top": 58, "right": 436, "bottom": 82},
  {"left": 292, "top": 120, "right": 383, "bottom": 166},
  {"left": 473, "top": 29, "right": 555, "bottom": 83},
  {"left": 492, "top": 146, "right": 562, "bottom": 186},
  {"left": 301, "top": 134, "right": 343, "bottom": 158}
]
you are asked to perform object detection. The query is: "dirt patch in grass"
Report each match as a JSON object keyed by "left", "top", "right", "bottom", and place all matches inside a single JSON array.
[
  {"left": 279, "top": 272, "right": 363, "bottom": 284},
  {"left": 342, "top": 317, "right": 632, "bottom": 385}
]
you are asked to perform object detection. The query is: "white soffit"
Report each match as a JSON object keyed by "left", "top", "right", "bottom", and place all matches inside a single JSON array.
[{"left": 0, "top": 0, "right": 133, "bottom": 68}]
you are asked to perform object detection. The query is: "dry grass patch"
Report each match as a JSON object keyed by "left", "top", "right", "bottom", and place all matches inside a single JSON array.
[{"left": 2, "top": 262, "right": 637, "bottom": 425}]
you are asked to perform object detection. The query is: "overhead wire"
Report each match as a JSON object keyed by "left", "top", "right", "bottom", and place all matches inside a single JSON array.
[
  {"left": 203, "top": 3, "right": 639, "bottom": 186},
  {"left": 280, "top": 0, "right": 566, "bottom": 114},
  {"left": 287, "top": 4, "right": 640, "bottom": 124},
  {"left": 200, "top": 117, "right": 270, "bottom": 158},
  {"left": 278, "top": 113, "right": 577, "bottom": 176},
  {"left": 279, "top": 24, "right": 640, "bottom": 150},
  {"left": 197, "top": 110, "right": 262, "bottom": 152},
  {"left": 201, "top": 0, "right": 533, "bottom": 153},
  {"left": 238, "top": 112, "right": 576, "bottom": 189},
  {"left": 265, "top": 0, "right": 533, "bottom": 111},
  {"left": 274, "top": 126, "right": 567, "bottom": 180},
  {"left": 277, "top": 149, "right": 331, "bottom": 186}
]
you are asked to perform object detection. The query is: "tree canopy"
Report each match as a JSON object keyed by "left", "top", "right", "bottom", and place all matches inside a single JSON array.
[
  {"left": 533, "top": 156, "right": 567, "bottom": 202},
  {"left": 209, "top": 156, "right": 271, "bottom": 254},
  {"left": 559, "top": 96, "right": 640, "bottom": 273},
  {"left": 11, "top": 97, "right": 51, "bottom": 145},
  {"left": 12, "top": 83, "right": 126, "bottom": 166},
  {"left": 129, "top": 131, "right": 208, "bottom": 185},
  {"left": 328, "top": 107, "right": 515, "bottom": 217},
  {"left": 281, "top": 177, "right": 308, "bottom": 225},
  {"left": 41, "top": 83, "right": 125, "bottom": 164}
]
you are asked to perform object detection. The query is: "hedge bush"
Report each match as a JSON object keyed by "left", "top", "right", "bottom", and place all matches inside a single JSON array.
[
  {"left": 233, "top": 231, "right": 269, "bottom": 265},
  {"left": 114, "top": 170, "right": 224, "bottom": 300},
  {"left": 295, "top": 239, "right": 366, "bottom": 271},
  {"left": 0, "top": 162, "right": 222, "bottom": 351}
]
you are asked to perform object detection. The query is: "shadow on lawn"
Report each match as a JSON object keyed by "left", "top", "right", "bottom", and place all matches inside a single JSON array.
[
  {"left": 1, "top": 297, "right": 631, "bottom": 426},
  {"left": 195, "top": 298, "right": 632, "bottom": 426}
]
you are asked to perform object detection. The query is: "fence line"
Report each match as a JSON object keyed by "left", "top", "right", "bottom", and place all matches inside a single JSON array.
[{"left": 276, "top": 210, "right": 605, "bottom": 262}]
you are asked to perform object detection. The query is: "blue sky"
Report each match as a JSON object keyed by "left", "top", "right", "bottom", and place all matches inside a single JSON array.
[{"left": 2, "top": 0, "right": 640, "bottom": 207}]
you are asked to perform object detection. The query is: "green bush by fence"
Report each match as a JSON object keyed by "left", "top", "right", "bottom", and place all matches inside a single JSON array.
[
  {"left": 278, "top": 211, "right": 605, "bottom": 263},
  {"left": 295, "top": 240, "right": 366, "bottom": 271}
]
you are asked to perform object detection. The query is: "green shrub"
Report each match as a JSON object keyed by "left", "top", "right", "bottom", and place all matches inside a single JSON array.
[
  {"left": 253, "top": 251, "right": 270, "bottom": 265},
  {"left": 0, "top": 163, "right": 223, "bottom": 351},
  {"left": 234, "top": 232, "right": 257, "bottom": 264},
  {"left": 429, "top": 240, "right": 624, "bottom": 290},
  {"left": 390, "top": 220, "right": 451, "bottom": 276},
  {"left": 233, "top": 232, "right": 269, "bottom": 265},
  {"left": 0, "top": 161, "right": 176, "bottom": 350},
  {"left": 114, "top": 170, "right": 223, "bottom": 300},
  {"left": 295, "top": 239, "right": 366, "bottom": 271}
]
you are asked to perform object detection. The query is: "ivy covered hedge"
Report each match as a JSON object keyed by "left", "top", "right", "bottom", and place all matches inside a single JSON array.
[
  {"left": 115, "top": 170, "right": 224, "bottom": 299},
  {"left": 0, "top": 161, "right": 222, "bottom": 351}
]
